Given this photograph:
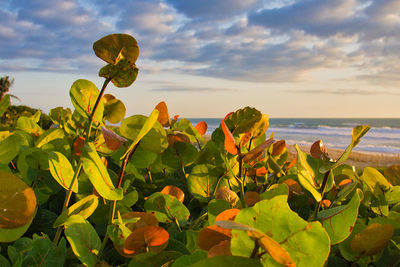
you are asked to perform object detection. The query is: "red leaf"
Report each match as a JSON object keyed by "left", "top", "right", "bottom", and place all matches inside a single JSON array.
[{"left": 221, "top": 119, "right": 238, "bottom": 155}]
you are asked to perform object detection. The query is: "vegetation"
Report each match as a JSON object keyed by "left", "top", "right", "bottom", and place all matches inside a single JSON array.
[{"left": 0, "top": 33, "right": 399, "bottom": 267}]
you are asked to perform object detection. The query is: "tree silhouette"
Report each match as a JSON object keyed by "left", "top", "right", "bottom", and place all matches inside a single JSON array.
[{"left": 0, "top": 76, "right": 20, "bottom": 101}]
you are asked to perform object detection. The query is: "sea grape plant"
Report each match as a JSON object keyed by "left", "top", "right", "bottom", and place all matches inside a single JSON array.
[{"left": 0, "top": 33, "right": 399, "bottom": 267}]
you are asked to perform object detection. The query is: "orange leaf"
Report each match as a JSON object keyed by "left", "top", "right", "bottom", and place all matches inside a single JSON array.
[
  {"left": 155, "top": 101, "right": 170, "bottom": 127},
  {"left": 161, "top": 185, "right": 185, "bottom": 203},
  {"left": 101, "top": 126, "right": 127, "bottom": 151},
  {"left": 195, "top": 121, "right": 208, "bottom": 135},
  {"left": 242, "top": 138, "right": 275, "bottom": 163},
  {"left": 338, "top": 179, "right": 353, "bottom": 187},
  {"left": 283, "top": 179, "right": 303, "bottom": 198},
  {"left": 171, "top": 115, "right": 179, "bottom": 126},
  {"left": 73, "top": 136, "right": 85, "bottom": 157},
  {"left": 322, "top": 199, "right": 331, "bottom": 208},
  {"left": 215, "top": 209, "right": 241, "bottom": 222},
  {"left": 208, "top": 240, "right": 232, "bottom": 258},
  {"left": 247, "top": 231, "right": 296, "bottom": 267},
  {"left": 121, "top": 212, "right": 159, "bottom": 231},
  {"left": 272, "top": 140, "right": 286, "bottom": 156},
  {"left": 244, "top": 191, "right": 261, "bottom": 207},
  {"left": 102, "top": 93, "right": 116, "bottom": 104},
  {"left": 221, "top": 119, "right": 238, "bottom": 155},
  {"left": 256, "top": 167, "right": 268, "bottom": 176},
  {"left": 198, "top": 225, "right": 231, "bottom": 251},
  {"left": 123, "top": 226, "right": 169, "bottom": 255},
  {"left": 310, "top": 140, "right": 329, "bottom": 160},
  {"left": 167, "top": 132, "right": 190, "bottom": 146}
]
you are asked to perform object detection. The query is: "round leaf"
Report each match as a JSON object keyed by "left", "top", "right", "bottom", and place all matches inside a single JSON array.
[
  {"left": 0, "top": 171, "right": 37, "bottom": 229},
  {"left": 123, "top": 226, "right": 169, "bottom": 256},
  {"left": 93, "top": 33, "right": 139, "bottom": 64}
]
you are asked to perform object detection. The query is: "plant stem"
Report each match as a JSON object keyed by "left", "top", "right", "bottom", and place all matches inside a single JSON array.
[
  {"left": 53, "top": 78, "right": 111, "bottom": 245},
  {"left": 98, "top": 142, "right": 139, "bottom": 260},
  {"left": 174, "top": 218, "right": 182, "bottom": 232},
  {"left": 310, "top": 170, "right": 331, "bottom": 221},
  {"left": 86, "top": 78, "right": 111, "bottom": 140},
  {"left": 238, "top": 153, "right": 246, "bottom": 208}
]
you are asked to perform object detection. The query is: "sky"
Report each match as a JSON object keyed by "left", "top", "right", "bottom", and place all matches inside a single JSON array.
[{"left": 1, "top": 0, "right": 400, "bottom": 118}]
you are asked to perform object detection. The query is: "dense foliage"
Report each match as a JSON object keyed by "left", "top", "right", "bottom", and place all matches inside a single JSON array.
[
  {"left": 0, "top": 33, "right": 399, "bottom": 267},
  {"left": 0, "top": 105, "right": 53, "bottom": 130}
]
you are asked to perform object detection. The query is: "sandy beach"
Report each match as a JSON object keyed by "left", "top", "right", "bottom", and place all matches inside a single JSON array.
[{"left": 287, "top": 144, "right": 400, "bottom": 170}]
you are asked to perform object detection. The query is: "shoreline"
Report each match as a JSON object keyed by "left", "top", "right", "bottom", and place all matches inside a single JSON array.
[
  {"left": 202, "top": 135, "right": 399, "bottom": 169},
  {"left": 287, "top": 144, "right": 400, "bottom": 170}
]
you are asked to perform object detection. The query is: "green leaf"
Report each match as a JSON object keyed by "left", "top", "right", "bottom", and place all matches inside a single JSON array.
[
  {"left": 190, "top": 256, "right": 263, "bottom": 267},
  {"left": 81, "top": 142, "right": 123, "bottom": 200},
  {"left": 224, "top": 107, "right": 262, "bottom": 135},
  {"left": 129, "top": 251, "right": 182, "bottom": 267},
  {"left": 69, "top": 79, "right": 104, "bottom": 125},
  {"left": 53, "top": 195, "right": 99, "bottom": 227},
  {"left": 295, "top": 144, "right": 322, "bottom": 202},
  {"left": 0, "top": 220, "right": 34, "bottom": 243},
  {"left": 64, "top": 215, "right": 101, "bottom": 267},
  {"left": 48, "top": 152, "right": 78, "bottom": 193},
  {"left": 360, "top": 167, "right": 391, "bottom": 197},
  {"left": 16, "top": 116, "right": 43, "bottom": 136},
  {"left": 35, "top": 128, "right": 65, "bottom": 148},
  {"left": 99, "top": 61, "right": 139, "bottom": 88},
  {"left": 120, "top": 111, "right": 168, "bottom": 155},
  {"left": 385, "top": 186, "right": 400, "bottom": 204},
  {"left": 93, "top": 33, "right": 139, "bottom": 64},
  {"left": 170, "top": 250, "right": 207, "bottom": 267},
  {"left": 0, "top": 95, "right": 10, "bottom": 117},
  {"left": 231, "top": 196, "right": 330, "bottom": 267},
  {"left": 103, "top": 97, "right": 126, "bottom": 123},
  {"left": 144, "top": 192, "right": 190, "bottom": 223},
  {"left": 0, "top": 254, "right": 10, "bottom": 267},
  {"left": 49, "top": 106, "right": 72, "bottom": 125},
  {"left": 320, "top": 125, "right": 370, "bottom": 173},
  {"left": 19, "top": 237, "right": 66, "bottom": 267},
  {"left": 318, "top": 189, "right": 363, "bottom": 245},
  {"left": 187, "top": 164, "right": 228, "bottom": 203},
  {"left": 0, "top": 133, "right": 27, "bottom": 164}
]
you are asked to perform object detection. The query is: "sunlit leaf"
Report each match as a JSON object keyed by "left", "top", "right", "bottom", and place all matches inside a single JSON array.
[
  {"left": 383, "top": 164, "right": 400, "bottom": 186},
  {"left": 70, "top": 79, "right": 104, "bottom": 125},
  {"left": 0, "top": 171, "right": 37, "bottom": 229},
  {"left": 190, "top": 255, "right": 263, "bottom": 267},
  {"left": 123, "top": 226, "right": 169, "bottom": 255},
  {"left": 160, "top": 185, "right": 184, "bottom": 203},
  {"left": 16, "top": 116, "right": 43, "bottom": 136},
  {"left": 48, "top": 152, "right": 78, "bottom": 193},
  {"left": 239, "top": 132, "right": 252, "bottom": 147},
  {"left": 81, "top": 143, "right": 123, "bottom": 200},
  {"left": 93, "top": 33, "right": 139, "bottom": 64},
  {"left": 208, "top": 199, "right": 231, "bottom": 226},
  {"left": 53, "top": 195, "right": 99, "bottom": 227},
  {"left": 224, "top": 107, "right": 262, "bottom": 135},
  {"left": 195, "top": 121, "right": 208, "bottom": 135},
  {"left": 103, "top": 95, "right": 126, "bottom": 123},
  {"left": 99, "top": 61, "right": 139, "bottom": 88},
  {"left": 35, "top": 128, "right": 65, "bottom": 148},
  {"left": 0, "top": 133, "right": 27, "bottom": 164},
  {"left": 231, "top": 197, "right": 330, "bottom": 267},
  {"left": 350, "top": 223, "right": 394, "bottom": 256},
  {"left": 295, "top": 144, "right": 321, "bottom": 202},
  {"left": 0, "top": 95, "right": 10, "bottom": 117},
  {"left": 221, "top": 119, "right": 237, "bottom": 155},
  {"left": 155, "top": 101, "right": 170, "bottom": 127},
  {"left": 251, "top": 114, "right": 269, "bottom": 138},
  {"left": 215, "top": 209, "right": 241, "bottom": 222},
  {"left": 121, "top": 212, "right": 159, "bottom": 231},
  {"left": 360, "top": 167, "right": 391, "bottom": 197}
]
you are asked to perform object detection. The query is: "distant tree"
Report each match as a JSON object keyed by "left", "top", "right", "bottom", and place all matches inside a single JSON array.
[{"left": 0, "top": 76, "right": 20, "bottom": 101}]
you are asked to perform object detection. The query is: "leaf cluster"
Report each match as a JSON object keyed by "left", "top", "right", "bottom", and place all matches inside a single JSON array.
[{"left": 0, "top": 33, "right": 400, "bottom": 267}]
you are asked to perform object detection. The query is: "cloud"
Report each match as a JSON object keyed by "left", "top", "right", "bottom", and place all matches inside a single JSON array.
[
  {"left": 166, "top": 0, "right": 262, "bottom": 20},
  {"left": 287, "top": 88, "right": 400, "bottom": 95},
  {"left": 147, "top": 80, "right": 235, "bottom": 92}
]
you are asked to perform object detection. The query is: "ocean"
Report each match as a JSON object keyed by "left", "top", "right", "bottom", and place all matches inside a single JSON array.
[{"left": 187, "top": 118, "right": 400, "bottom": 154}]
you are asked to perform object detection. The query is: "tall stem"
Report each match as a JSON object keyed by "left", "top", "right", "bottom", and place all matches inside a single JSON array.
[
  {"left": 310, "top": 170, "right": 331, "bottom": 221},
  {"left": 238, "top": 153, "right": 246, "bottom": 208},
  {"left": 86, "top": 78, "right": 111, "bottom": 140},
  {"left": 97, "top": 142, "right": 139, "bottom": 260}
]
